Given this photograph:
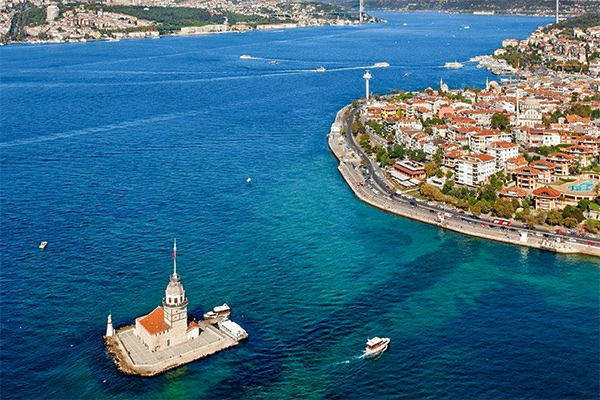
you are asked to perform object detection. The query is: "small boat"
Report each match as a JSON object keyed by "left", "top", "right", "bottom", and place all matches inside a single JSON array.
[
  {"left": 269, "top": 60, "right": 277, "bottom": 65},
  {"left": 315, "top": 66, "right": 326, "bottom": 72},
  {"left": 364, "top": 337, "right": 390, "bottom": 356},
  {"left": 444, "top": 61, "right": 464, "bottom": 69},
  {"left": 246, "top": 177, "right": 252, "bottom": 183},
  {"left": 463, "top": 25, "right": 470, "bottom": 29},
  {"left": 373, "top": 62, "right": 390, "bottom": 68},
  {"left": 204, "top": 303, "right": 231, "bottom": 320},
  {"left": 404, "top": 72, "right": 410, "bottom": 77},
  {"left": 239, "top": 54, "right": 252, "bottom": 59},
  {"left": 39, "top": 241, "right": 48, "bottom": 250}
]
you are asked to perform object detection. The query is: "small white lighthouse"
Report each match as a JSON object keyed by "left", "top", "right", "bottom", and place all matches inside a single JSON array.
[
  {"left": 106, "top": 314, "right": 114, "bottom": 337},
  {"left": 363, "top": 70, "right": 372, "bottom": 103}
]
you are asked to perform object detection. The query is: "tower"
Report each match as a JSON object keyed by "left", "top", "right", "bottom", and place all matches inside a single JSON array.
[
  {"left": 556, "top": 0, "right": 559, "bottom": 23},
  {"left": 162, "top": 239, "right": 188, "bottom": 344},
  {"left": 363, "top": 70, "right": 372, "bottom": 103},
  {"left": 105, "top": 314, "right": 114, "bottom": 337},
  {"left": 359, "top": 0, "right": 364, "bottom": 23}
]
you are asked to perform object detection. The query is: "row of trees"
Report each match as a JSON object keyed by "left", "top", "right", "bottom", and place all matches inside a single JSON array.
[{"left": 419, "top": 181, "right": 598, "bottom": 232}]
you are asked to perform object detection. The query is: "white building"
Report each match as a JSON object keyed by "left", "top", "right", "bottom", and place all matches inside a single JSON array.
[
  {"left": 469, "top": 129, "right": 512, "bottom": 153},
  {"left": 455, "top": 153, "right": 496, "bottom": 187},
  {"left": 486, "top": 141, "right": 519, "bottom": 171},
  {"left": 518, "top": 97, "right": 543, "bottom": 128}
]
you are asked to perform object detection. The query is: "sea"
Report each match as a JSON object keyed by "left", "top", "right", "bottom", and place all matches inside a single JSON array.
[{"left": 1, "top": 11, "right": 599, "bottom": 400}]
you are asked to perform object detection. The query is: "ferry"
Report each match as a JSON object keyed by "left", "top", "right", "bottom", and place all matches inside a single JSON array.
[
  {"left": 39, "top": 241, "right": 48, "bottom": 250},
  {"left": 315, "top": 66, "right": 326, "bottom": 72},
  {"left": 203, "top": 303, "right": 231, "bottom": 320},
  {"left": 218, "top": 319, "right": 248, "bottom": 341},
  {"left": 444, "top": 61, "right": 464, "bottom": 69},
  {"left": 239, "top": 54, "right": 252, "bottom": 59},
  {"left": 364, "top": 337, "right": 390, "bottom": 356},
  {"left": 372, "top": 62, "right": 390, "bottom": 68}
]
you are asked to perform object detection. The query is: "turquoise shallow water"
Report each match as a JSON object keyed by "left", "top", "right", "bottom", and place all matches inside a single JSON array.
[{"left": 1, "top": 12, "right": 599, "bottom": 399}]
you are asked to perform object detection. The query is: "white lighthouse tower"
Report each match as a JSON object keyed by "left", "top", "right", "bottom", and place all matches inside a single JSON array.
[
  {"left": 105, "top": 314, "right": 114, "bottom": 337},
  {"left": 363, "top": 70, "right": 372, "bottom": 103}
]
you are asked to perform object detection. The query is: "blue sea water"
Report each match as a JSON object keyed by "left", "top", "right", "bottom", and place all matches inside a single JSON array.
[{"left": 1, "top": 12, "right": 598, "bottom": 400}]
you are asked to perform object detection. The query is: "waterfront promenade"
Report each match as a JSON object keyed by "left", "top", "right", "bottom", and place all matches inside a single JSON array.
[{"left": 328, "top": 105, "right": 600, "bottom": 258}]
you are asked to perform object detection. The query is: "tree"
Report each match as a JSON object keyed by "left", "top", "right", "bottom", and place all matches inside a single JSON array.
[
  {"left": 563, "top": 217, "right": 579, "bottom": 229},
  {"left": 562, "top": 205, "right": 585, "bottom": 223},
  {"left": 477, "top": 199, "right": 493, "bottom": 214},
  {"left": 433, "top": 148, "right": 443, "bottom": 165},
  {"left": 546, "top": 210, "right": 563, "bottom": 226},
  {"left": 424, "top": 162, "right": 438, "bottom": 177},
  {"left": 493, "top": 199, "right": 515, "bottom": 219},
  {"left": 446, "top": 170, "right": 453, "bottom": 179},
  {"left": 420, "top": 183, "right": 445, "bottom": 202},
  {"left": 470, "top": 204, "right": 482, "bottom": 215},
  {"left": 491, "top": 112, "right": 510, "bottom": 131},
  {"left": 584, "top": 219, "right": 600, "bottom": 234}
]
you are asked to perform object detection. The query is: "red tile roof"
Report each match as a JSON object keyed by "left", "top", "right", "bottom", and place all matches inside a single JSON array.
[
  {"left": 138, "top": 306, "right": 170, "bottom": 336},
  {"left": 532, "top": 187, "right": 561, "bottom": 198}
]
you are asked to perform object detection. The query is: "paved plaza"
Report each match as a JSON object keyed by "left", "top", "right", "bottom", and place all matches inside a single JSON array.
[{"left": 116, "top": 323, "right": 236, "bottom": 368}]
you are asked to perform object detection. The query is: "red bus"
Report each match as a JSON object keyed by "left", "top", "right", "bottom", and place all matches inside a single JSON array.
[{"left": 493, "top": 218, "right": 511, "bottom": 226}]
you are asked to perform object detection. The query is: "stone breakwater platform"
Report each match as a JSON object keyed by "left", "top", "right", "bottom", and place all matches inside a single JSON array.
[
  {"left": 106, "top": 319, "right": 238, "bottom": 377},
  {"left": 328, "top": 105, "right": 600, "bottom": 259}
]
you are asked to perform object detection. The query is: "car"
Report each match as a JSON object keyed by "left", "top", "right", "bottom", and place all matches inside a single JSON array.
[{"left": 535, "top": 233, "right": 543, "bottom": 237}]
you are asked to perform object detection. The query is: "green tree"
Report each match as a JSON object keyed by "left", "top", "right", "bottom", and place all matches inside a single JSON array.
[
  {"left": 424, "top": 162, "right": 438, "bottom": 177},
  {"left": 584, "top": 219, "right": 600, "bottom": 234},
  {"left": 420, "top": 183, "right": 445, "bottom": 202},
  {"left": 493, "top": 199, "right": 515, "bottom": 219},
  {"left": 563, "top": 217, "right": 579, "bottom": 229},
  {"left": 546, "top": 210, "right": 563, "bottom": 226},
  {"left": 562, "top": 205, "right": 585, "bottom": 222},
  {"left": 491, "top": 112, "right": 510, "bottom": 131}
]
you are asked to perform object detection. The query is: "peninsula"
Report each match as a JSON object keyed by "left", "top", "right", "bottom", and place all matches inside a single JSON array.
[
  {"left": 105, "top": 240, "right": 248, "bottom": 376},
  {"left": 329, "top": 20, "right": 600, "bottom": 258}
]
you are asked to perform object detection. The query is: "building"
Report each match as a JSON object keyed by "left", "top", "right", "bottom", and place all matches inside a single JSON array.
[
  {"left": 532, "top": 186, "right": 561, "bottom": 211},
  {"left": 518, "top": 97, "right": 543, "bottom": 128},
  {"left": 46, "top": 4, "right": 59, "bottom": 22},
  {"left": 469, "top": 129, "right": 511, "bottom": 153},
  {"left": 134, "top": 240, "right": 199, "bottom": 352},
  {"left": 547, "top": 152, "right": 573, "bottom": 175},
  {"left": 393, "top": 160, "right": 426, "bottom": 180},
  {"left": 514, "top": 166, "right": 542, "bottom": 190},
  {"left": 455, "top": 153, "right": 496, "bottom": 187},
  {"left": 486, "top": 141, "right": 518, "bottom": 171},
  {"left": 505, "top": 156, "right": 528, "bottom": 174}
]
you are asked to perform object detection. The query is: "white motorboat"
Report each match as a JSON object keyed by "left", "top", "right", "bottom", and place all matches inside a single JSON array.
[
  {"left": 364, "top": 337, "right": 390, "bottom": 356},
  {"left": 204, "top": 303, "right": 231, "bottom": 320},
  {"left": 39, "top": 241, "right": 48, "bottom": 250},
  {"left": 239, "top": 54, "right": 252, "bottom": 59},
  {"left": 373, "top": 62, "right": 390, "bottom": 68},
  {"left": 315, "top": 66, "right": 326, "bottom": 72},
  {"left": 444, "top": 61, "right": 464, "bottom": 69},
  {"left": 269, "top": 60, "right": 277, "bottom": 65},
  {"left": 246, "top": 177, "right": 252, "bottom": 183}
]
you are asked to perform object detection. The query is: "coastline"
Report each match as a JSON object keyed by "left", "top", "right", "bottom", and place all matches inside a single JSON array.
[{"left": 328, "top": 105, "right": 600, "bottom": 259}]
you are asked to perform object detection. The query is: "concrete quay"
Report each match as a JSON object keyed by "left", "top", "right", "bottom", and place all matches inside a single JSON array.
[
  {"left": 106, "top": 320, "right": 238, "bottom": 377},
  {"left": 327, "top": 107, "right": 600, "bottom": 259}
]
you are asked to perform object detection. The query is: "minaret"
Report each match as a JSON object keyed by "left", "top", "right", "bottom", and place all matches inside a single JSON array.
[
  {"left": 105, "top": 314, "right": 114, "bottom": 337},
  {"left": 363, "top": 70, "right": 372, "bottom": 103}
]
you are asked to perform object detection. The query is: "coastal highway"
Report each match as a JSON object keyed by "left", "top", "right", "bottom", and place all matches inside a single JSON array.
[{"left": 329, "top": 104, "right": 600, "bottom": 257}]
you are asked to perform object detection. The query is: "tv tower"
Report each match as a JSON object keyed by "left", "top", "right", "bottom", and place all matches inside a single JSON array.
[
  {"left": 363, "top": 70, "right": 372, "bottom": 103},
  {"left": 359, "top": 0, "right": 364, "bottom": 23},
  {"left": 556, "top": 0, "right": 559, "bottom": 23}
]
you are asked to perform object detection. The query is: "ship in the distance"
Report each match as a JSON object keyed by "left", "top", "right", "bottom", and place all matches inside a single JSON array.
[{"left": 444, "top": 61, "right": 464, "bottom": 69}]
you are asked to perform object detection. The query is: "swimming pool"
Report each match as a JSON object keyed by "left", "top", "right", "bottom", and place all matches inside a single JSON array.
[{"left": 567, "top": 179, "right": 598, "bottom": 192}]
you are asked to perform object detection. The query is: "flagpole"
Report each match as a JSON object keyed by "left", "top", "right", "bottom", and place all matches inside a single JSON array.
[{"left": 173, "top": 238, "right": 177, "bottom": 276}]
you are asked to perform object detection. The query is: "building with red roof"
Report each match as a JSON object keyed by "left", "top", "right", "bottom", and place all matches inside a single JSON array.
[{"left": 532, "top": 187, "right": 561, "bottom": 211}]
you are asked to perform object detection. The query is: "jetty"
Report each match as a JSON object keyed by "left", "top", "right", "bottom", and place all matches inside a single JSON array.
[
  {"left": 328, "top": 105, "right": 600, "bottom": 258},
  {"left": 105, "top": 240, "right": 247, "bottom": 377}
]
